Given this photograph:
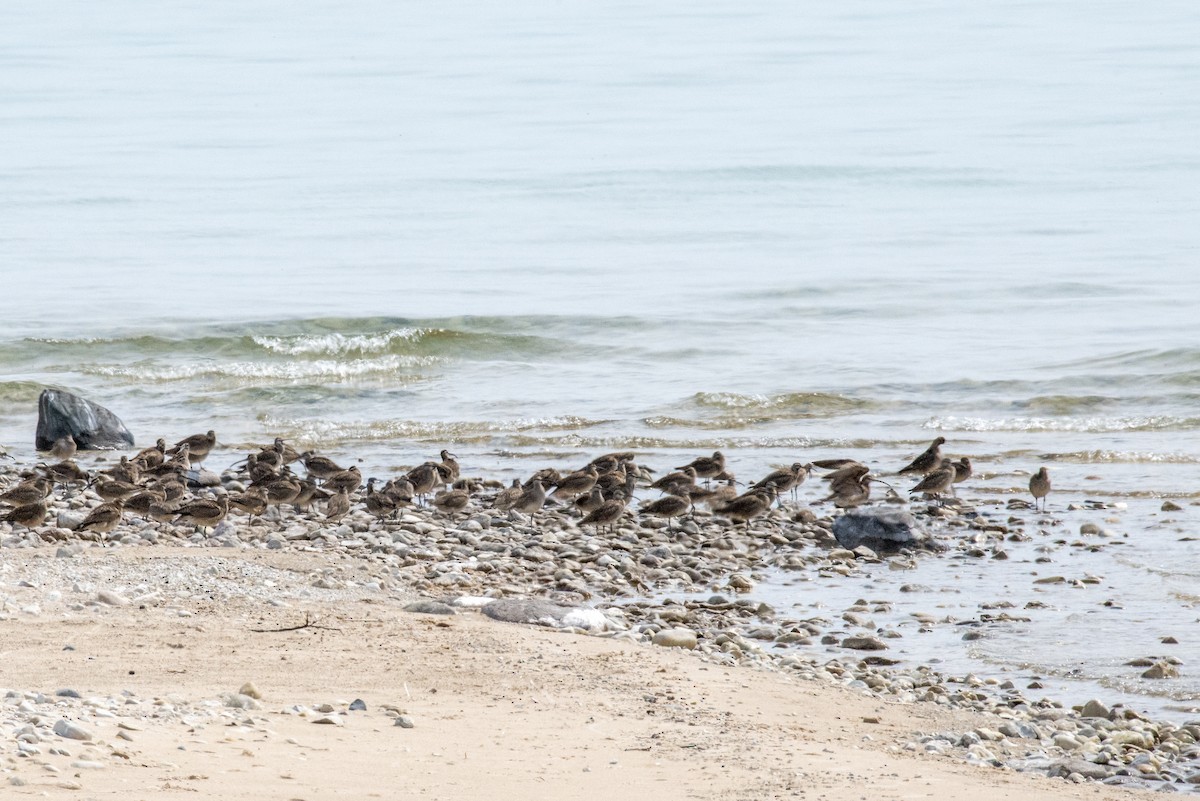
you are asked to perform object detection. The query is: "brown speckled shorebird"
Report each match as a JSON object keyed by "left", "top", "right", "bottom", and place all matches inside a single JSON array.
[
  {"left": 715, "top": 486, "right": 775, "bottom": 528},
  {"left": 170, "top": 430, "right": 216, "bottom": 466},
  {"left": 124, "top": 488, "right": 167, "bottom": 518},
  {"left": 324, "top": 486, "right": 351, "bottom": 522},
  {"left": 78, "top": 499, "right": 124, "bottom": 536},
  {"left": 323, "top": 466, "right": 362, "bottom": 495},
  {"left": 821, "top": 465, "right": 873, "bottom": 508},
  {"left": 1030, "top": 467, "right": 1051, "bottom": 512},
  {"left": 3, "top": 499, "right": 47, "bottom": 531},
  {"left": 676, "top": 451, "right": 726, "bottom": 483},
  {"left": 651, "top": 466, "right": 696, "bottom": 494},
  {"left": 432, "top": 488, "right": 471, "bottom": 515},
  {"left": 365, "top": 478, "right": 397, "bottom": 519},
  {"left": 173, "top": 494, "right": 229, "bottom": 530},
  {"left": 909, "top": 461, "right": 956, "bottom": 505},
  {"left": 493, "top": 478, "right": 524, "bottom": 512},
  {"left": 753, "top": 462, "right": 813, "bottom": 504},
  {"left": 898, "top": 437, "right": 946, "bottom": 477},
  {"left": 405, "top": 463, "right": 440, "bottom": 504},
  {"left": 438, "top": 450, "right": 461, "bottom": 483},
  {"left": 951, "top": 457, "right": 972, "bottom": 496},
  {"left": 638, "top": 492, "right": 691, "bottom": 529},
  {"left": 133, "top": 438, "right": 167, "bottom": 471},
  {"left": 573, "top": 487, "right": 605, "bottom": 516},
  {"left": 579, "top": 490, "right": 628, "bottom": 534},
  {"left": 551, "top": 464, "right": 599, "bottom": 501},
  {"left": 228, "top": 487, "right": 268, "bottom": 519},
  {"left": 49, "top": 436, "right": 77, "bottom": 461},
  {"left": 300, "top": 451, "right": 344, "bottom": 481},
  {"left": 512, "top": 479, "right": 548, "bottom": 525},
  {"left": 0, "top": 477, "right": 52, "bottom": 507}
]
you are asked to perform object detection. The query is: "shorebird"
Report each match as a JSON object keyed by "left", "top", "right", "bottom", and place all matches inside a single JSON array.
[
  {"left": 264, "top": 475, "right": 302, "bottom": 514},
  {"left": 365, "top": 478, "right": 398, "bottom": 519},
  {"left": 431, "top": 488, "right": 471, "bottom": 515},
  {"left": 323, "top": 466, "right": 362, "bottom": 495},
  {"left": 909, "top": 461, "right": 956, "bottom": 505},
  {"left": 512, "top": 479, "right": 548, "bottom": 525},
  {"left": 381, "top": 477, "right": 414, "bottom": 508},
  {"left": 493, "top": 478, "right": 524, "bottom": 512},
  {"left": 651, "top": 466, "right": 696, "bottom": 494},
  {"left": 103, "top": 456, "right": 141, "bottom": 486},
  {"left": 438, "top": 450, "right": 461, "bottom": 483},
  {"left": 715, "top": 486, "right": 775, "bottom": 528},
  {"left": 228, "top": 487, "right": 268, "bottom": 519},
  {"left": 676, "top": 451, "right": 726, "bottom": 483},
  {"left": 324, "top": 487, "right": 352, "bottom": 522},
  {"left": 638, "top": 492, "right": 691, "bottom": 529},
  {"left": 405, "top": 463, "right": 440, "bottom": 503},
  {"left": 173, "top": 494, "right": 229, "bottom": 530},
  {"left": 573, "top": 487, "right": 605, "bottom": 516},
  {"left": 170, "top": 430, "right": 216, "bottom": 466},
  {"left": 588, "top": 452, "right": 635, "bottom": 475},
  {"left": 1030, "top": 467, "right": 1051, "bottom": 512},
  {"left": 92, "top": 475, "right": 140, "bottom": 502},
  {"left": 300, "top": 451, "right": 344, "bottom": 482},
  {"left": 41, "top": 460, "right": 90, "bottom": 493},
  {"left": 124, "top": 488, "right": 167, "bottom": 519},
  {"left": 0, "top": 477, "right": 52, "bottom": 507},
  {"left": 821, "top": 464, "right": 873, "bottom": 508},
  {"left": 3, "top": 499, "right": 47, "bottom": 531},
  {"left": 898, "top": 437, "right": 946, "bottom": 477},
  {"left": 753, "top": 462, "right": 813, "bottom": 504},
  {"left": 950, "top": 457, "right": 972, "bottom": 496},
  {"left": 78, "top": 499, "right": 124, "bottom": 536},
  {"left": 133, "top": 439, "right": 167, "bottom": 471},
  {"left": 579, "top": 490, "right": 628, "bottom": 535},
  {"left": 550, "top": 464, "right": 599, "bottom": 501},
  {"left": 245, "top": 453, "right": 279, "bottom": 485},
  {"left": 49, "top": 436, "right": 77, "bottom": 461},
  {"left": 292, "top": 478, "right": 326, "bottom": 514}
]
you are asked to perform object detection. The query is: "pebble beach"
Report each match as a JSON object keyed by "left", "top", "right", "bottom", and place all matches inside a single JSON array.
[{"left": 3, "top": 442, "right": 1199, "bottom": 798}]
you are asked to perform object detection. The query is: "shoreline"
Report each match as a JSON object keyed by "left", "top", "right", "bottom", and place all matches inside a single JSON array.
[{"left": 2, "top": 453, "right": 1197, "bottom": 795}]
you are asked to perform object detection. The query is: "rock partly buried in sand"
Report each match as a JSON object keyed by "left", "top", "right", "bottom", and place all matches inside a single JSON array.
[
  {"left": 404, "top": 600, "right": 456, "bottom": 616},
  {"left": 652, "top": 628, "right": 698, "bottom": 650},
  {"left": 35, "top": 389, "right": 134, "bottom": 451},
  {"left": 832, "top": 507, "right": 927, "bottom": 552},
  {"left": 52, "top": 719, "right": 93, "bottom": 741},
  {"left": 481, "top": 598, "right": 610, "bottom": 631}
]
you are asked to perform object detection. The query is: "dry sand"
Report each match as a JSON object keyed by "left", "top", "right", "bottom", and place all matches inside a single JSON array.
[{"left": 1, "top": 547, "right": 1139, "bottom": 800}]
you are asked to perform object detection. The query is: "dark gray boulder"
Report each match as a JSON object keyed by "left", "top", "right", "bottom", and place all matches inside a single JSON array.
[
  {"left": 832, "top": 507, "right": 928, "bottom": 552},
  {"left": 35, "top": 389, "right": 134, "bottom": 451}
]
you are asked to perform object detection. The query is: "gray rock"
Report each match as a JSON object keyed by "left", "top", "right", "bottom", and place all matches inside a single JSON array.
[
  {"left": 395, "top": 715, "right": 415, "bottom": 728},
  {"left": 832, "top": 508, "right": 927, "bottom": 552},
  {"left": 1080, "top": 699, "right": 1111, "bottom": 719},
  {"left": 96, "top": 590, "right": 129, "bottom": 607},
  {"left": 652, "top": 628, "right": 698, "bottom": 650},
  {"left": 52, "top": 719, "right": 92, "bottom": 741},
  {"left": 1049, "top": 758, "right": 1112, "bottom": 780},
  {"left": 55, "top": 689, "right": 81, "bottom": 698},
  {"left": 481, "top": 599, "right": 576, "bottom": 627},
  {"left": 403, "top": 600, "right": 456, "bottom": 616},
  {"left": 56, "top": 512, "right": 85, "bottom": 531},
  {"left": 35, "top": 389, "right": 134, "bottom": 451},
  {"left": 842, "top": 635, "right": 888, "bottom": 651},
  {"left": 349, "top": 698, "right": 367, "bottom": 711},
  {"left": 311, "top": 714, "right": 343, "bottom": 726}
]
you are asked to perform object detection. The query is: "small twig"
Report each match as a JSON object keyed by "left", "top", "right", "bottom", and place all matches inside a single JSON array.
[{"left": 249, "top": 612, "right": 342, "bottom": 633}]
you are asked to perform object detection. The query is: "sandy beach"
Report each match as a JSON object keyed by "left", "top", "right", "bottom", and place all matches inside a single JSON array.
[{"left": 0, "top": 544, "right": 1148, "bottom": 801}]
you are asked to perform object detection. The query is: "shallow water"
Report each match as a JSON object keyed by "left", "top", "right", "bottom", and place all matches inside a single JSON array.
[{"left": 2, "top": 1, "right": 1199, "bottom": 719}]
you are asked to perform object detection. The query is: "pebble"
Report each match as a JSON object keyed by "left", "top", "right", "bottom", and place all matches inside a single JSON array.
[
  {"left": 96, "top": 590, "right": 129, "bottom": 607},
  {"left": 311, "top": 715, "right": 344, "bottom": 726},
  {"left": 652, "top": 628, "right": 698, "bottom": 650},
  {"left": 842, "top": 635, "right": 888, "bottom": 651},
  {"left": 52, "top": 719, "right": 92, "bottom": 741},
  {"left": 395, "top": 715, "right": 415, "bottom": 728}
]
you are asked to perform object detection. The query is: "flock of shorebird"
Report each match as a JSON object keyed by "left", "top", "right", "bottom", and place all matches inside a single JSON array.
[{"left": 0, "top": 432, "right": 1053, "bottom": 535}]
